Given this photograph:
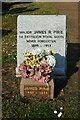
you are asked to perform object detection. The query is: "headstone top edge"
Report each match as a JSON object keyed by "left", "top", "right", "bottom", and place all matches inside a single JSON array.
[{"left": 17, "top": 15, "right": 66, "bottom": 20}]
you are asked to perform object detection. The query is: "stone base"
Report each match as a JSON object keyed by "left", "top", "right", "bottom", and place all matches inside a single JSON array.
[{"left": 20, "top": 78, "right": 54, "bottom": 99}]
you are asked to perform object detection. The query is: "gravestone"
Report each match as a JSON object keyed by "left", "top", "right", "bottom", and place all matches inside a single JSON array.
[
  {"left": 16, "top": 15, "right": 66, "bottom": 99},
  {"left": 16, "top": 15, "right": 67, "bottom": 78}
]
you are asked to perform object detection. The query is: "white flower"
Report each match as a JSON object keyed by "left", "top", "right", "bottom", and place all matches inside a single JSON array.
[
  {"left": 36, "top": 48, "right": 42, "bottom": 55},
  {"left": 60, "top": 107, "right": 63, "bottom": 110},
  {"left": 31, "top": 50, "right": 36, "bottom": 55},
  {"left": 61, "top": 89, "right": 63, "bottom": 92},
  {"left": 8, "top": 53, "right": 10, "bottom": 56},
  {"left": 43, "top": 48, "right": 50, "bottom": 55},
  {"left": 6, "top": 43, "right": 8, "bottom": 45},
  {"left": 46, "top": 55, "right": 56, "bottom": 67},
  {"left": 31, "top": 48, "right": 41, "bottom": 55},
  {"left": 58, "top": 112, "right": 63, "bottom": 118},
  {"left": 54, "top": 110, "right": 57, "bottom": 114}
]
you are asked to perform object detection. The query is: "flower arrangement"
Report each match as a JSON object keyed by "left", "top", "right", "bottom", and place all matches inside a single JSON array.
[{"left": 18, "top": 49, "right": 56, "bottom": 83}]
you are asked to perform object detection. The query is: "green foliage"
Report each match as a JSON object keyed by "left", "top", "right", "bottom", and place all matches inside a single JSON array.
[
  {"left": 65, "top": 97, "right": 79, "bottom": 118},
  {"left": 3, "top": 52, "right": 17, "bottom": 63},
  {"left": 2, "top": 94, "right": 79, "bottom": 119},
  {"left": 2, "top": 94, "right": 57, "bottom": 119}
]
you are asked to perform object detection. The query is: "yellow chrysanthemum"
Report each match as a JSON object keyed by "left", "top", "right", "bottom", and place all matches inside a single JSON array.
[{"left": 50, "top": 49, "right": 54, "bottom": 55}]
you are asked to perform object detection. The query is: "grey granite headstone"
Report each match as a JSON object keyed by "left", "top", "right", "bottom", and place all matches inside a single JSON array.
[{"left": 16, "top": 15, "right": 67, "bottom": 78}]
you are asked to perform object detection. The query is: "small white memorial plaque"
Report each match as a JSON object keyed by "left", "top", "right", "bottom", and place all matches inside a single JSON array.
[{"left": 16, "top": 15, "right": 67, "bottom": 78}]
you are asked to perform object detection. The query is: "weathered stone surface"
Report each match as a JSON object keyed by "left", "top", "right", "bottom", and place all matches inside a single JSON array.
[{"left": 20, "top": 78, "right": 54, "bottom": 99}]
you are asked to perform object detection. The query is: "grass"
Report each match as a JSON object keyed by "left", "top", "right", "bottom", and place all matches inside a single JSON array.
[
  {"left": 2, "top": 93, "right": 79, "bottom": 119},
  {"left": 2, "top": 2, "right": 79, "bottom": 119},
  {"left": 3, "top": 94, "right": 57, "bottom": 119}
]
